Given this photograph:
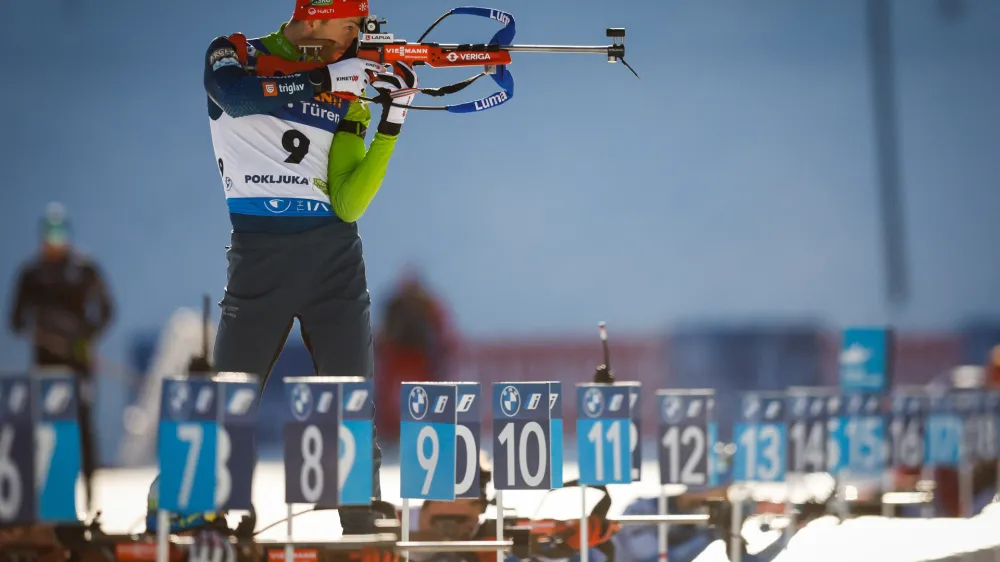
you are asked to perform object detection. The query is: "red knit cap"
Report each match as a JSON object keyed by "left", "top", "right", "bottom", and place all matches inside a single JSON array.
[{"left": 293, "top": 0, "right": 369, "bottom": 21}]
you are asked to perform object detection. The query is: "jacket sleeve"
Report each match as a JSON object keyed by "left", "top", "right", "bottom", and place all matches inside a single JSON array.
[
  {"left": 327, "top": 103, "right": 400, "bottom": 223},
  {"left": 204, "top": 36, "right": 318, "bottom": 118},
  {"left": 83, "top": 262, "right": 114, "bottom": 338},
  {"left": 8, "top": 265, "right": 31, "bottom": 334}
]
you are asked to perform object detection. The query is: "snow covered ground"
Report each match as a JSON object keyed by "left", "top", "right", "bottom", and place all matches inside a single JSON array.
[{"left": 88, "top": 455, "right": 1000, "bottom": 562}]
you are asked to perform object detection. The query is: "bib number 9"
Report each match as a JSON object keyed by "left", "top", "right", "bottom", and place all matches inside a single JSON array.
[{"left": 282, "top": 129, "right": 311, "bottom": 164}]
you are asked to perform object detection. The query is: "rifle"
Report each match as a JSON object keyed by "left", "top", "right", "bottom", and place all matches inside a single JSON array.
[{"left": 252, "top": 6, "right": 639, "bottom": 114}]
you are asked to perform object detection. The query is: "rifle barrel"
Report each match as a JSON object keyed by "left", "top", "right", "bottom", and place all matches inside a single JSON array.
[{"left": 438, "top": 43, "right": 612, "bottom": 54}]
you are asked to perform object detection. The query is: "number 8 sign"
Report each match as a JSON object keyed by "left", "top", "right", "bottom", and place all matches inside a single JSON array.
[
  {"left": 283, "top": 376, "right": 372, "bottom": 507},
  {"left": 493, "top": 382, "right": 555, "bottom": 490}
]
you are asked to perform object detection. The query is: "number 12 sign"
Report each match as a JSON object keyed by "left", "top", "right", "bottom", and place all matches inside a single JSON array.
[
  {"left": 658, "top": 389, "right": 716, "bottom": 488},
  {"left": 577, "top": 384, "right": 632, "bottom": 486}
]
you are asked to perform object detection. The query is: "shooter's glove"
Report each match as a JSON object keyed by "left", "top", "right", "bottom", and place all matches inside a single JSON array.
[
  {"left": 310, "top": 58, "right": 386, "bottom": 98},
  {"left": 372, "top": 62, "right": 418, "bottom": 135}
]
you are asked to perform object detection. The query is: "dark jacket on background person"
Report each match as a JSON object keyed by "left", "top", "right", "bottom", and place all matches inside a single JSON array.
[{"left": 9, "top": 252, "right": 114, "bottom": 375}]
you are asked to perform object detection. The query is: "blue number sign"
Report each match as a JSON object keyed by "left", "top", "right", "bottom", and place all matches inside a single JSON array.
[
  {"left": 401, "top": 383, "right": 457, "bottom": 501},
  {"left": 158, "top": 377, "right": 219, "bottom": 514},
  {"left": 845, "top": 392, "right": 885, "bottom": 476},
  {"left": 577, "top": 384, "right": 632, "bottom": 485},
  {"left": 340, "top": 379, "right": 375, "bottom": 505},
  {"left": 34, "top": 373, "right": 82, "bottom": 522},
  {"left": 733, "top": 392, "right": 787, "bottom": 483}
]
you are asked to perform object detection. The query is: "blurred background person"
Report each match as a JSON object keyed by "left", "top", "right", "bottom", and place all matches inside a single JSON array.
[
  {"left": 7, "top": 202, "right": 115, "bottom": 516},
  {"left": 375, "top": 266, "right": 458, "bottom": 440}
]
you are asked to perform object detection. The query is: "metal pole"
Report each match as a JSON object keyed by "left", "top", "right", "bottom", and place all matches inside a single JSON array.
[
  {"left": 580, "top": 485, "right": 589, "bottom": 562},
  {"left": 156, "top": 510, "right": 170, "bottom": 562},
  {"left": 610, "top": 514, "right": 711, "bottom": 525},
  {"left": 285, "top": 504, "right": 294, "bottom": 562},
  {"left": 657, "top": 489, "right": 669, "bottom": 562},
  {"left": 729, "top": 497, "right": 743, "bottom": 562},
  {"left": 397, "top": 541, "right": 514, "bottom": 553},
  {"left": 402, "top": 499, "right": 410, "bottom": 562},
  {"left": 496, "top": 490, "right": 504, "bottom": 562}
]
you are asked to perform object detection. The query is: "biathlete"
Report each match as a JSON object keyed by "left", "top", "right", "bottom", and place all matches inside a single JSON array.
[{"left": 148, "top": 0, "right": 417, "bottom": 536}]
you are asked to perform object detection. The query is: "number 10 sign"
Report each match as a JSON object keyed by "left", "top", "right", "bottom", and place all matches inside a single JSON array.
[{"left": 493, "top": 382, "right": 562, "bottom": 490}]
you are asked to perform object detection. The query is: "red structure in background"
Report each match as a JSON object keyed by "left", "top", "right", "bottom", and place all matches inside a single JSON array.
[{"left": 445, "top": 331, "right": 962, "bottom": 436}]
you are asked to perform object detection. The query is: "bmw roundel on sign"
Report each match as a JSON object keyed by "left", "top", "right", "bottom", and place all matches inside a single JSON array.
[
  {"left": 409, "top": 386, "right": 429, "bottom": 420},
  {"left": 501, "top": 386, "right": 520, "bottom": 417},
  {"left": 168, "top": 381, "right": 192, "bottom": 420},
  {"left": 584, "top": 387, "right": 604, "bottom": 418},
  {"left": 291, "top": 383, "right": 312, "bottom": 421}
]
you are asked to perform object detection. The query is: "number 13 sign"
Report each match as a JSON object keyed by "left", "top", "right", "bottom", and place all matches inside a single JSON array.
[{"left": 733, "top": 392, "right": 787, "bottom": 483}]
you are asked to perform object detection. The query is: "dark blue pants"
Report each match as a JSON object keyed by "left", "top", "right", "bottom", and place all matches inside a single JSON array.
[{"left": 214, "top": 220, "right": 382, "bottom": 534}]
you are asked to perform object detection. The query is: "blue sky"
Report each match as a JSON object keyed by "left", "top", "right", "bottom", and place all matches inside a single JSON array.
[{"left": 1, "top": 0, "right": 998, "bottom": 371}]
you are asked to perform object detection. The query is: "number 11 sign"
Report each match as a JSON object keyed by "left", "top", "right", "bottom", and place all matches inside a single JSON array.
[{"left": 577, "top": 383, "right": 632, "bottom": 486}]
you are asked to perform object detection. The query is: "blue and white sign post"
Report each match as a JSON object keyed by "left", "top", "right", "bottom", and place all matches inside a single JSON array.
[
  {"left": 0, "top": 375, "right": 33, "bottom": 526},
  {"left": 399, "top": 382, "right": 459, "bottom": 557},
  {"left": 948, "top": 389, "right": 980, "bottom": 517},
  {"left": 33, "top": 370, "right": 83, "bottom": 523},
  {"left": 987, "top": 390, "right": 1000, "bottom": 504},
  {"left": 888, "top": 387, "right": 931, "bottom": 517},
  {"left": 784, "top": 387, "right": 831, "bottom": 539},
  {"left": 839, "top": 326, "right": 894, "bottom": 516},
  {"left": 656, "top": 389, "right": 716, "bottom": 562},
  {"left": 157, "top": 373, "right": 261, "bottom": 561},
  {"left": 493, "top": 381, "right": 559, "bottom": 562},
  {"left": 282, "top": 376, "right": 373, "bottom": 561},
  {"left": 577, "top": 384, "right": 632, "bottom": 486}
]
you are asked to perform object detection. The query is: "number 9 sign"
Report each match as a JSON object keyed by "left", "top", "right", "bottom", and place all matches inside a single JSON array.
[
  {"left": 493, "top": 382, "right": 556, "bottom": 490},
  {"left": 400, "top": 383, "right": 457, "bottom": 501}
]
